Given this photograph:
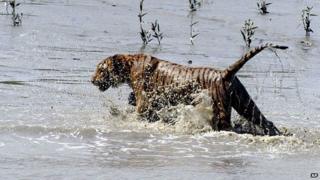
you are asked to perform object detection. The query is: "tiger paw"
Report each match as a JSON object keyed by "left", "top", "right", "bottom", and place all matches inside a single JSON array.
[{"left": 262, "top": 121, "right": 281, "bottom": 136}]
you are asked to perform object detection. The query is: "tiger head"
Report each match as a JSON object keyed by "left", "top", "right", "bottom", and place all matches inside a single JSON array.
[{"left": 91, "top": 55, "right": 129, "bottom": 91}]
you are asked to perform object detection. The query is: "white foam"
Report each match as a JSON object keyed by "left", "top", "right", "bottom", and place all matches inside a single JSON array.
[
  {"left": 110, "top": 91, "right": 214, "bottom": 135},
  {"left": 104, "top": 91, "right": 320, "bottom": 155}
]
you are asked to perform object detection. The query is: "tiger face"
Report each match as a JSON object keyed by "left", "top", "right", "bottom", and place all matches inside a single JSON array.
[{"left": 91, "top": 56, "right": 127, "bottom": 91}]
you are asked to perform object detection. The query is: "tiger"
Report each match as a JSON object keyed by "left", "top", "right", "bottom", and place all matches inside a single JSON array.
[{"left": 91, "top": 43, "right": 288, "bottom": 136}]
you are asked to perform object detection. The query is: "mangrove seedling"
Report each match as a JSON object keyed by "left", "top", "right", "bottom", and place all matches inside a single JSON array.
[
  {"left": 138, "top": 0, "right": 152, "bottom": 45},
  {"left": 3, "top": 0, "right": 10, "bottom": 14},
  {"left": 189, "top": 0, "right": 201, "bottom": 12},
  {"left": 240, "top": 19, "right": 257, "bottom": 47},
  {"left": 302, "top": 6, "right": 316, "bottom": 36},
  {"left": 189, "top": 12, "right": 199, "bottom": 45},
  {"left": 257, "top": 0, "right": 271, "bottom": 14},
  {"left": 151, "top": 20, "right": 163, "bottom": 45},
  {"left": 138, "top": 0, "right": 164, "bottom": 46},
  {"left": 13, "top": 12, "right": 22, "bottom": 26},
  {"left": 9, "top": 0, "right": 22, "bottom": 26},
  {"left": 0, "top": 0, "right": 14, "bottom": 15},
  {"left": 140, "top": 28, "right": 152, "bottom": 45},
  {"left": 190, "top": 21, "right": 199, "bottom": 45}
]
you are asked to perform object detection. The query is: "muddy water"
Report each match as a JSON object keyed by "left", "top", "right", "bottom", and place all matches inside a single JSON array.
[{"left": 0, "top": 0, "right": 320, "bottom": 179}]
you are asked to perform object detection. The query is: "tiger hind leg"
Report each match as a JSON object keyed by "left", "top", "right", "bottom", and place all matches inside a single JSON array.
[{"left": 230, "top": 77, "right": 281, "bottom": 136}]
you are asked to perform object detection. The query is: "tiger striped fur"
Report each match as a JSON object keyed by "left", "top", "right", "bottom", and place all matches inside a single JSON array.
[{"left": 92, "top": 43, "right": 288, "bottom": 136}]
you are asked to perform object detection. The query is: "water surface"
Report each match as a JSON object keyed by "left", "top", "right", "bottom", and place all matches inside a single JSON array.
[{"left": 0, "top": 0, "right": 320, "bottom": 179}]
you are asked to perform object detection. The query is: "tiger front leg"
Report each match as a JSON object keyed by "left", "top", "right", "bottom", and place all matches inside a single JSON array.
[
  {"left": 134, "top": 90, "right": 149, "bottom": 114},
  {"left": 211, "top": 102, "right": 233, "bottom": 132},
  {"left": 131, "top": 74, "right": 149, "bottom": 114}
]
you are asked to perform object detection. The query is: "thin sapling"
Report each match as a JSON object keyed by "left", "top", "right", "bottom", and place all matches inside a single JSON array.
[
  {"left": 240, "top": 19, "right": 257, "bottom": 47},
  {"left": 151, "top": 20, "right": 163, "bottom": 45},
  {"left": 257, "top": 0, "right": 271, "bottom": 14},
  {"left": 302, "top": 6, "right": 317, "bottom": 36}
]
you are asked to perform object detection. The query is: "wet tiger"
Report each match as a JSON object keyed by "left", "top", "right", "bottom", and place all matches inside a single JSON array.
[{"left": 91, "top": 43, "right": 288, "bottom": 136}]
